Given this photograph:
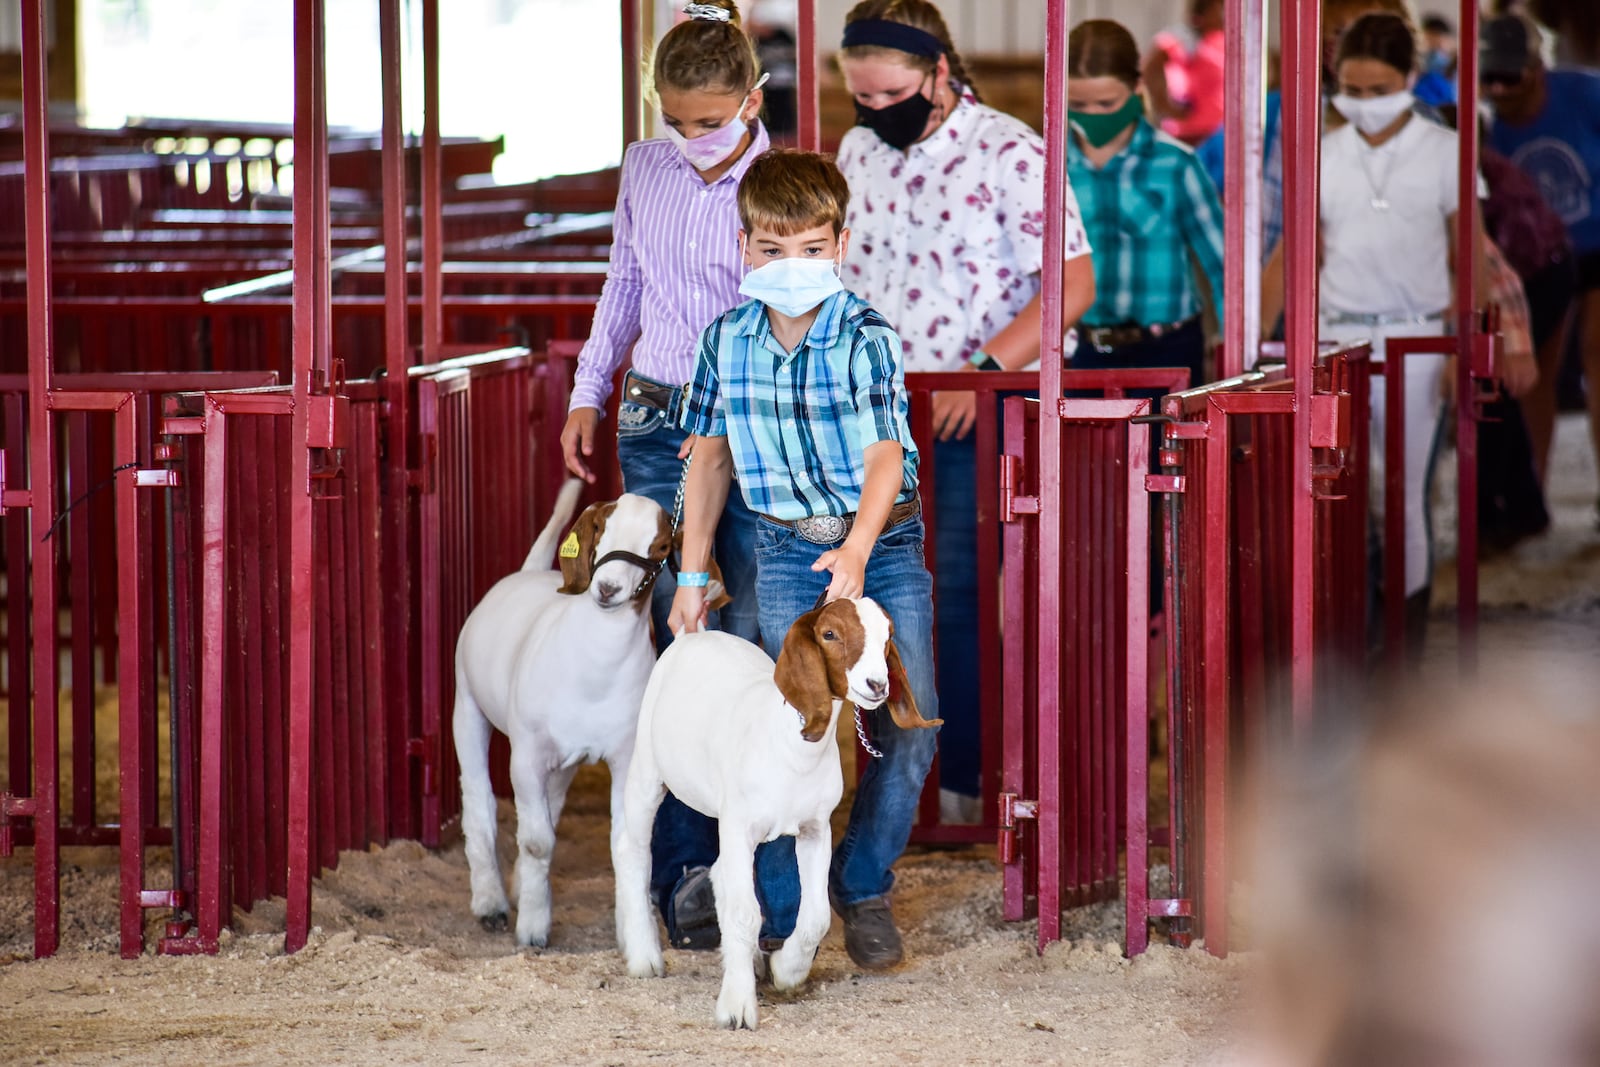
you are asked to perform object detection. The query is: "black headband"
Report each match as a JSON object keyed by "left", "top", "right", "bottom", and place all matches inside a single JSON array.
[{"left": 840, "top": 18, "right": 945, "bottom": 59}]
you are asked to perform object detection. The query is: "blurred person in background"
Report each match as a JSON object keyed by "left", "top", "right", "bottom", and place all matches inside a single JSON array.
[
  {"left": 1249, "top": 672, "right": 1600, "bottom": 1066},
  {"left": 1419, "top": 12, "right": 1456, "bottom": 81},
  {"left": 1477, "top": 128, "right": 1575, "bottom": 548},
  {"left": 1481, "top": 13, "right": 1600, "bottom": 529},
  {"left": 1142, "top": 0, "right": 1228, "bottom": 147},
  {"left": 1261, "top": 13, "right": 1497, "bottom": 653},
  {"left": 1067, "top": 18, "right": 1224, "bottom": 388},
  {"left": 748, "top": 0, "right": 799, "bottom": 140}
]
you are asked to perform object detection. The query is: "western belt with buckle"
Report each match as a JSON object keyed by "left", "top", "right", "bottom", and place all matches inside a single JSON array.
[
  {"left": 763, "top": 497, "right": 921, "bottom": 546},
  {"left": 1084, "top": 316, "right": 1199, "bottom": 352},
  {"left": 622, "top": 371, "right": 680, "bottom": 417}
]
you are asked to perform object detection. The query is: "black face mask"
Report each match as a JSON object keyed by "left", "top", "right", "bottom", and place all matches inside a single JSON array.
[{"left": 854, "top": 83, "right": 936, "bottom": 150}]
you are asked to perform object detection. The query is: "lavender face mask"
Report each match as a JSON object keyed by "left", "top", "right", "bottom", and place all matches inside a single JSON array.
[{"left": 662, "top": 73, "right": 769, "bottom": 171}]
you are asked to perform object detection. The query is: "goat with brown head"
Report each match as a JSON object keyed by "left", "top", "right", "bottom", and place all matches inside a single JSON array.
[{"left": 774, "top": 597, "right": 942, "bottom": 743}]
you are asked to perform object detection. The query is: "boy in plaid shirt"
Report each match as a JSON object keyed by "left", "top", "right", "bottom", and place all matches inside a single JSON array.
[{"left": 668, "top": 148, "right": 938, "bottom": 971}]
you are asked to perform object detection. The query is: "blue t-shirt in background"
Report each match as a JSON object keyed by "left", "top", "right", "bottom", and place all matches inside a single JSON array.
[{"left": 1489, "top": 69, "right": 1600, "bottom": 255}]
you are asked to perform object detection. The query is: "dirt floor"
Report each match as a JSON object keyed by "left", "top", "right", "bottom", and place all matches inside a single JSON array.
[{"left": 2, "top": 414, "right": 1596, "bottom": 1067}]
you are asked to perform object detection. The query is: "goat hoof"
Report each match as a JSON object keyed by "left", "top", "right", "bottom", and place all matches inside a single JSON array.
[
  {"left": 478, "top": 912, "right": 509, "bottom": 933},
  {"left": 625, "top": 951, "right": 665, "bottom": 979},
  {"left": 715, "top": 989, "right": 759, "bottom": 1030}
]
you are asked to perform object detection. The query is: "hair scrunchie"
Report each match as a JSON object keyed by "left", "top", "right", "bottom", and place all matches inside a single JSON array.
[{"left": 683, "top": 2, "right": 732, "bottom": 22}]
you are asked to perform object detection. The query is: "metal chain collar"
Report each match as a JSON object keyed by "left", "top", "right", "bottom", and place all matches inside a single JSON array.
[{"left": 854, "top": 706, "right": 883, "bottom": 759}]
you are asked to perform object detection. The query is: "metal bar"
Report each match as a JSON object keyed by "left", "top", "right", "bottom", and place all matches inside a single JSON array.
[
  {"left": 1454, "top": 0, "right": 1480, "bottom": 669},
  {"left": 195, "top": 399, "right": 228, "bottom": 951},
  {"left": 1201, "top": 403, "right": 1231, "bottom": 956},
  {"left": 797, "top": 0, "right": 820, "bottom": 152},
  {"left": 1123, "top": 402, "right": 1152, "bottom": 955},
  {"left": 286, "top": 0, "right": 330, "bottom": 955},
  {"left": 115, "top": 399, "right": 153, "bottom": 958},
  {"left": 68, "top": 414, "right": 95, "bottom": 834},
  {"left": 378, "top": 0, "right": 409, "bottom": 847},
  {"left": 1221, "top": 0, "right": 1265, "bottom": 377},
  {"left": 1279, "top": 0, "right": 1321, "bottom": 733},
  {"left": 999, "top": 398, "right": 1030, "bottom": 921},
  {"left": 1035, "top": 0, "right": 1070, "bottom": 954},
  {"left": 22, "top": 0, "right": 62, "bottom": 959},
  {"left": 1384, "top": 358, "right": 1407, "bottom": 664},
  {"left": 621, "top": 0, "right": 642, "bottom": 150},
  {"left": 421, "top": 0, "right": 443, "bottom": 361},
  {"left": 5, "top": 398, "right": 33, "bottom": 766}
]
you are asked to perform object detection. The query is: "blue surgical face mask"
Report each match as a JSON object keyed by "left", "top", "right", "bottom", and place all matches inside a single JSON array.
[{"left": 737, "top": 255, "right": 845, "bottom": 318}]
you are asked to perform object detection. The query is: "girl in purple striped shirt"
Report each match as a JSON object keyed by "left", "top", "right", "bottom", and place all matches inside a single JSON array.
[{"left": 558, "top": 0, "right": 775, "bottom": 952}]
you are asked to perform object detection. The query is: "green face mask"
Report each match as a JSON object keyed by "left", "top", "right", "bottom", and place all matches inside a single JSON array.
[{"left": 1069, "top": 93, "right": 1144, "bottom": 149}]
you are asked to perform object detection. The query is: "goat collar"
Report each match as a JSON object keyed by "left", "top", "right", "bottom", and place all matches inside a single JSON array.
[{"left": 591, "top": 548, "right": 670, "bottom": 602}]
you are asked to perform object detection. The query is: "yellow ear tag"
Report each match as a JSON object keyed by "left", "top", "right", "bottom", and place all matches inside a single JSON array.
[{"left": 558, "top": 532, "right": 580, "bottom": 560}]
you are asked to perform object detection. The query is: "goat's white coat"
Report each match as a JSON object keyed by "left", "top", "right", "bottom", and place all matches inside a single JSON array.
[
  {"left": 615, "top": 599, "right": 897, "bottom": 1030},
  {"left": 453, "top": 481, "right": 664, "bottom": 947}
]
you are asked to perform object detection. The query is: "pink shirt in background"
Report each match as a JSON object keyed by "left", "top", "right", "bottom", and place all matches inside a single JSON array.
[
  {"left": 569, "top": 124, "right": 771, "bottom": 412},
  {"left": 1154, "top": 27, "right": 1225, "bottom": 146}
]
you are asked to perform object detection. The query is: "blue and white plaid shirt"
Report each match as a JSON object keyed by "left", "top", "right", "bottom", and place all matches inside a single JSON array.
[{"left": 679, "top": 289, "right": 919, "bottom": 521}]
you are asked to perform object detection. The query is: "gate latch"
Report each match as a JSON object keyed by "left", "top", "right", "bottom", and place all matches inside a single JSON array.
[
  {"left": 997, "top": 792, "right": 1038, "bottom": 865},
  {"left": 998, "top": 455, "right": 1038, "bottom": 523}
]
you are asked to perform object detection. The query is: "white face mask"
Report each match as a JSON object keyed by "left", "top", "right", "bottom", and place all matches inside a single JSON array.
[
  {"left": 738, "top": 256, "right": 845, "bottom": 318},
  {"left": 1331, "top": 90, "right": 1415, "bottom": 136}
]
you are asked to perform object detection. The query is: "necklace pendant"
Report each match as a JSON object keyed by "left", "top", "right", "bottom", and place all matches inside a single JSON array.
[{"left": 1370, "top": 197, "right": 1390, "bottom": 211}]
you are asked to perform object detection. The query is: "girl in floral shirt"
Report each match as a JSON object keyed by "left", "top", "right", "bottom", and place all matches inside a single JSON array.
[{"left": 836, "top": 0, "right": 1095, "bottom": 819}]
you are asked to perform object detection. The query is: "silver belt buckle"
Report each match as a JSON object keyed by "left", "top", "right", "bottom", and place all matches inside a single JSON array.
[{"left": 794, "top": 514, "right": 849, "bottom": 545}]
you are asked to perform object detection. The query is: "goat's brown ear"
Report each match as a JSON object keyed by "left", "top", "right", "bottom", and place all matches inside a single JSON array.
[
  {"left": 671, "top": 528, "right": 733, "bottom": 611},
  {"left": 773, "top": 609, "right": 834, "bottom": 740},
  {"left": 557, "top": 502, "right": 610, "bottom": 595},
  {"left": 704, "top": 555, "right": 732, "bottom": 611},
  {"left": 885, "top": 639, "right": 941, "bottom": 730}
]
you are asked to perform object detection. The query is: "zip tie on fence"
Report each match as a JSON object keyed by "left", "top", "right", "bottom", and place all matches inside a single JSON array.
[{"left": 40, "top": 462, "right": 140, "bottom": 543}]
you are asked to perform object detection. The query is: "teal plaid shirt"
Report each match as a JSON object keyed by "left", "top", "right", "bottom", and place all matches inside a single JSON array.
[
  {"left": 1070, "top": 119, "right": 1227, "bottom": 329},
  {"left": 679, "top": 290, "right": 919, "bottom": 521}
]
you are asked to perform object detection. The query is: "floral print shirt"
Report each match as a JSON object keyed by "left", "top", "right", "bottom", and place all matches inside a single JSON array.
[{"left": 837, "top": 86, "right": 1092, "bottom": 373}]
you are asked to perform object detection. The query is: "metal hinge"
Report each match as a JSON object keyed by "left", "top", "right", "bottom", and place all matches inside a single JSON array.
[
  {"left": 998, "top": 455, "right": 1038, "bottom": 523},
  {"left": 997, "top": 792, "right": 1038, "bottom": 865},
  {"left": 0, "top": 452, "right": 31, "bottom": 513},
  {"left": 0, "top": 792, "right": 37, "bottom": 857}
]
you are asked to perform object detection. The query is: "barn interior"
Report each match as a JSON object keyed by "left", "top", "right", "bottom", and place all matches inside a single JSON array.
[{"left": 2, "top": 1, "right": 1599, "bottom": 1063}]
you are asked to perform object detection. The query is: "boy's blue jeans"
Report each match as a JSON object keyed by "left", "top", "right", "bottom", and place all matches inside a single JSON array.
[
  {"left": 613, "top": 398, "right": 763, "bottom": 921},
  {"left": 741, "top": 512, "right": 941, "bottom": 938}
]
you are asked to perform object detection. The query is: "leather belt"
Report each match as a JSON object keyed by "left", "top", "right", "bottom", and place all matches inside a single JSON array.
[
  {"left": 621, "top": 370, "right": 681, "bottom": 417},
  {"left": 1083, "top": 315, "right": 1200, "bottom": 352},
  {"left": 761, "top": 497, "right": 921, "bottom": 546}
]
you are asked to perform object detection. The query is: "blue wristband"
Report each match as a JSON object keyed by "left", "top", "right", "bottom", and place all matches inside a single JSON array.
[
  {"left": 967, "top": 349, "right": 1002, "bottom": 370},
  {"left": 677, "top": 571, "right": 711, "bottom": 588}
]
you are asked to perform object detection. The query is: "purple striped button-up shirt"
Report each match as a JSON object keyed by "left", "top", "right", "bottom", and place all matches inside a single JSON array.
[{"left": 569, "top": 124, "right": 771, "bottom": 412}]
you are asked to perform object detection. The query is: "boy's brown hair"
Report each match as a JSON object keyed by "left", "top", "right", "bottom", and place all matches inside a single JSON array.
[{"left": 737, "top": 149, "right": 851, "bottom": 237}]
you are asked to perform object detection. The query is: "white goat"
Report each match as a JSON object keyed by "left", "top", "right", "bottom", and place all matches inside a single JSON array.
[
  {"left": 453, "top": 479, "right": 712, "bottom": 947},
  {"left": 614, "top": 597, "right": 941, "bottom": 1029}
]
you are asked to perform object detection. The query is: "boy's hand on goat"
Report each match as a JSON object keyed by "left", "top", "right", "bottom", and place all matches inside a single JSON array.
[
  {"left": 669, "top": 585, "right": 708, "bottom": 635},
  {"left": 560, "top": 407, "right": 602, "bottom": 484},
  {"left": 812, "top": 541, "right": 869, "bottom": 602}
]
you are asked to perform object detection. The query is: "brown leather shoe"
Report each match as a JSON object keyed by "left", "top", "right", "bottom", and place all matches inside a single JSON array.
[{"left": 838, "top": 897, "right": 903, "bottom": 970}]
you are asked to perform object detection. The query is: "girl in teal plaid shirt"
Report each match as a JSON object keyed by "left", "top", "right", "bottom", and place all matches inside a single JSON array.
[{"left": 1066, "top": 18, "right": 1227, "bottom": 387}]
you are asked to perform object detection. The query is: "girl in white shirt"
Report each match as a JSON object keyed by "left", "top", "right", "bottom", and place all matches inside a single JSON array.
[
  {"left": 835, "top": 0, "right": 1095, "bottom": 815},
  {"left": 1262, "top": 11, "right": 1484, "bottom": 649}
]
